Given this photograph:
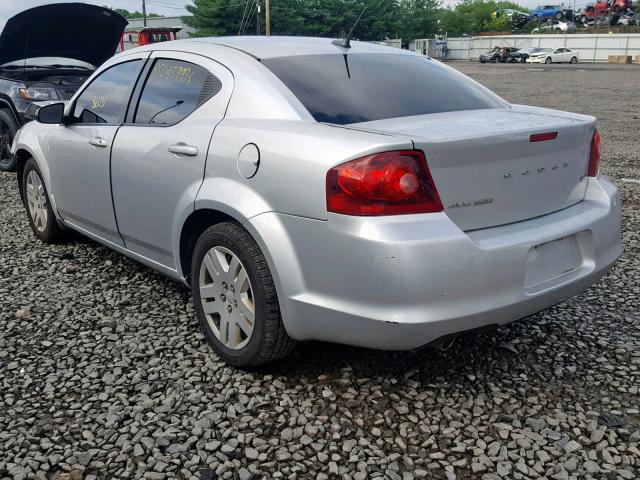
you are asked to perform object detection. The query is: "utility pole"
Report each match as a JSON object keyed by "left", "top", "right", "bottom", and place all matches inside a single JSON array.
[
  {"left": 142, "top": 0, "right": 148, "bottom": 27},
  {"left": 265, "top": 0, "right": 270, "bottom": 36}
]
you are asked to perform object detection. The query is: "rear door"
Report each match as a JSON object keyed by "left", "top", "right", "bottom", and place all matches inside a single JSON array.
[
  {"left": 110, "top": 51, "right": 233, "bottom": 267},
  {"left": 48, "top": 56, "right": 146, "bottom": 245}
]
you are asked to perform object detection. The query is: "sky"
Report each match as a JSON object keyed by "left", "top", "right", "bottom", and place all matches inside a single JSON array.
[{"left": 0, "top": 0, "right": 190, "bottom": 29}]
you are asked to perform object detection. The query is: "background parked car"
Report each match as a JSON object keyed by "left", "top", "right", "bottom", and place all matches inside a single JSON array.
[
  {"left": 509, "top": 47, "right": 548, "bottom": 62},
  {"left": 0, "top": 3, "right": 126, "bottom": 171},
  {"left": 479, "top": 46, "right": 518, "bottom": 63},
  {"left": 527, "top": 47, "right": 579, "bottom": 63},
  {"left": 530, "top": 4, "right": 574, "bottom": 20},
  {"left": 532, "top": 19, "right": 577, "bottom": 32}
]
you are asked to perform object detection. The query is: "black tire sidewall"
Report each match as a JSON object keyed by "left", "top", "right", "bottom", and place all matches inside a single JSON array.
[
  {"left": 0, "top": 109, "right": 18, "bottom": 172},
  {"left": 191, "top": 224, "right": 274, "bottom": 366},
  {"left": 22, "top": 159, "right": 58, "bottom": 242}
]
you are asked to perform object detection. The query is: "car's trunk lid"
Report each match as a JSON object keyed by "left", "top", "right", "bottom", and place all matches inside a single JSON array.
[
  {"left": 350, "top": 106, "right": 595, "bottom": 231},
  {"left": 0, "top": 3, "right": 127, "bottom": 68}
]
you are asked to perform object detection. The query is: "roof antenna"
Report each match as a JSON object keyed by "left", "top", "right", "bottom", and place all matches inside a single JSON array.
[{"left": 332, "top": 7, "right": 367, "bottom": 49}]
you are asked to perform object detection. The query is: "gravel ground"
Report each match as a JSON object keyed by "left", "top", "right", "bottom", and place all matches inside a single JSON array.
[{"left": 1, "top": 63, "right": 639, "bottom": 480}]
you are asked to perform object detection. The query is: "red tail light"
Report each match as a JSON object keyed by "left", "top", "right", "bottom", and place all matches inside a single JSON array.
[
  {"left": 326, "top": 150, "right": 443, "bottom": 216},
  {"left": 588, "top": 129, "right": 601, "bottom": 177}
]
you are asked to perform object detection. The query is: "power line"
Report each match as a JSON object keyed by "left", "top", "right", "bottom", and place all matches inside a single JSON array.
[
  {"left": 238, "top": 0, "right": 253, "bottom": 35},
  {"left": 241, "top": 0, "right": 258, "bottom": 35}
]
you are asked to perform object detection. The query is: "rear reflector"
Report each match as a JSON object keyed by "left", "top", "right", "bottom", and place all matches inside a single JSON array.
[
  {"left": 326, "top": 150, "right": 443, "bottom": 216},
  {"left": 588, "top": 129, "right": 601, "bottom": 177},
  {"left": 529, "top": 132, "right": 558, "bottom": 142}
]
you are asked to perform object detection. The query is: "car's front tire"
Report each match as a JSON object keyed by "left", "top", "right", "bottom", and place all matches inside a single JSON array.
[
  {"left": 22, "top": 158, "right": 65, "bottom": 243},
  {"left": 191, "top": 222, "right": 295, "bottom": 367},
  {"left": 545, "top": 57, "right": 552, "bottom": 64},
  {"left": 0, "top": 110, "right": 19, "bottom": 172}
]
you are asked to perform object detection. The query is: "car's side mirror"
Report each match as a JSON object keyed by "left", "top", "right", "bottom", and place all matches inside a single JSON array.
[{"left": 36, "top": 102, "right": 65, "bottom": 124}]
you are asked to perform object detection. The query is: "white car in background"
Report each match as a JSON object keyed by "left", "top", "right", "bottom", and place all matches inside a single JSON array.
[{"left": 527, "top": 47, "right": 579, "bottom": 63}]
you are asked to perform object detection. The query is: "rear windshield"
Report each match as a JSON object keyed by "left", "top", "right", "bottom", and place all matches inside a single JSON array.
[{"left": 262, "top": 53, "right": 506, "bottom": 124}]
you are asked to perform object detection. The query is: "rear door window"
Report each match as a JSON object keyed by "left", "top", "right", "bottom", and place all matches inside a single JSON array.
[
  {"left": 263, "top": 53, "right": 507, "bottom": 125},
  {"left": 134, "top": 59, "right": 222, "bottom": 125}
]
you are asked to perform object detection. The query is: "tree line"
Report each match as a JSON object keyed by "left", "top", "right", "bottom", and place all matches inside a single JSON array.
[{"left": 180, "top": 0, "right": 529, "bottom": 42}]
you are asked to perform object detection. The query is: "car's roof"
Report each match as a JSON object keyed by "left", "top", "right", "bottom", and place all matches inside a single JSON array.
[{"left": 138, "top": 36, "right": 413, "bottom": 60}]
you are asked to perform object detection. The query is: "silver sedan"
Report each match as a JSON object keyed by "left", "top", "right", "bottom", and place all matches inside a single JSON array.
[{"left": 12, "top": 37, "right": 622, "bottom": 367}]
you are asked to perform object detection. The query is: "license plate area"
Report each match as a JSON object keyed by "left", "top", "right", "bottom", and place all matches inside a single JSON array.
[{"left": 524, "top": 235, "right": 584, "bottom": 293}]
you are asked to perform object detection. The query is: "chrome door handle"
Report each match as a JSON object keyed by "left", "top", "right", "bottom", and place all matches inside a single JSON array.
[
  {"left": 168, "top": 142, "right": 198, "bottom": 157},
  {"left": 89, "top": 137, "right": 108, "bottom": 148}
]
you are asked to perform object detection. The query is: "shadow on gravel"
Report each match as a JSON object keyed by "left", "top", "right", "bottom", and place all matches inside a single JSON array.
[{"left": 259, "top": 328, "right": 530, "bottom": 384}]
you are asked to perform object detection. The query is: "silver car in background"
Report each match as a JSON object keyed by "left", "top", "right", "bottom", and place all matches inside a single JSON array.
[{"left": 12, "top": 37, "right": 621, "bottom": 367}]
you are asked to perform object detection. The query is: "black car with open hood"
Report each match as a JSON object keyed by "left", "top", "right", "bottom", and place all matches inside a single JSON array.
[{"left": 0, "top": 3, "right": 127, "bottom": 171}]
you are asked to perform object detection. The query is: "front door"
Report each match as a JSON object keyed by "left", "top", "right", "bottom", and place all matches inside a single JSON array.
[
  {"left": 49, "top": 57, "right": 146, "bottom": 245},
  {"left": 110, "top": 52, "right": 233, "bottom": 268}
]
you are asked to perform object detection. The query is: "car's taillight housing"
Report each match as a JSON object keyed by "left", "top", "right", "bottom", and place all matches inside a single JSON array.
[
  {"left": 326, "top": 150, "right": 443, "bottom": 216},
  {"left": 588, "top": 129, "right": 601, "bottom": 177}
]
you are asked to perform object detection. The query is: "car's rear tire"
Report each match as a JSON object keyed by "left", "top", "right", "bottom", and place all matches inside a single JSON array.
[
  {"left": 0, "top": 109, "right": 19, "bottom": 172},
  {"left": 191, "top": 221, "right": 295, "bottom": 367},
  {"left": 22, "top": 158, "right": 65, "bottom": 243},
  {"left": 545, "top": 57, "right": 552, "bottom": 64},
  {"left": 570, "top": 56, "right": 578, "bottom": 64}
]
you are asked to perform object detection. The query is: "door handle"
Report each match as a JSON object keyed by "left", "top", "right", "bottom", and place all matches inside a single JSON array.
[
  {"left": 89, "top": 137, "right": 108, "bottom": 148},
  {"left": 168, "top": 142, "right": 198, "bottom": 157}
]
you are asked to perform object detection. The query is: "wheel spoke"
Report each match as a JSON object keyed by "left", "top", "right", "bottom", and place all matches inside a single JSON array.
[
  {"left": 227, "top": 322, "right": 242, "bottom": 349},
  {"left": 238, "top": 297, "right": 254, "bottom": 321},
  {"left": 203, "top": 250, "right": 222, "bottom": 278},
  {"left": 218, "top": 315, "right": 229, "bottom": 345},
  {"left": 236, "top": 306, "right": 254, "bottom": 334},
  {"left": 228, "top": 254, "right": 240, "bottom": 277},
  {"left": 234, "top": 268, "right": 249, "bottom": 293},
  {"left": 200, "top": 283, "right": 217, "bottom": 300},
  {"left": 34, "top": 209, "right": 42, "bottom": 228},
  {"left": 202, "top": 299, "right": 218, "bottom": 315}
]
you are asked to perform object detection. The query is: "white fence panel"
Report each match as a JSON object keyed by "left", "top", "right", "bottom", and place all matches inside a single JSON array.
[{"left": 414, "top": 34, "right": 640, "bottom": 62}]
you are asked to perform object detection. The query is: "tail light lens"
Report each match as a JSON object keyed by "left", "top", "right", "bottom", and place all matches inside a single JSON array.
[
  {"left": 588, "top": 129, "right": 601, "bottom": 177},
  {"left": 326, "top": 150, "right": 443, "bottom": 216}
]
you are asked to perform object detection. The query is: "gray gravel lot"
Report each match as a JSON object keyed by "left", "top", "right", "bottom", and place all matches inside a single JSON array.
[{"left": 1, "top": 63, "right": 639, "bottom": 480}]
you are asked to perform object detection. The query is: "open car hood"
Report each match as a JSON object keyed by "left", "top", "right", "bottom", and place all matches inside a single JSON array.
[{"left": 0, "top": 3, "right": 127, "bottom": 67}]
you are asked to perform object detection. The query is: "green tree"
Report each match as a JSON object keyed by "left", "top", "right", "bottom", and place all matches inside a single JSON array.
[
  {"left": 108, "top": 7, "right": 162, "bottom": 19},
  {"left": 183, "top": 0, "right": 440, "bottom": 41},
  {"left": 438, "top": 0, "right": 527, "bottom": 36}
]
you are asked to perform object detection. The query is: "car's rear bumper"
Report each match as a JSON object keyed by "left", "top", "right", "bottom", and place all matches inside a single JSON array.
[{"left": 246, "top": 175, "right": 621, "bottom": 350}]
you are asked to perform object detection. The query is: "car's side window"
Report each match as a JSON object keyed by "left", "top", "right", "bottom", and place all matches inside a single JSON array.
[
  {"left": 73, "top": 60, "right": 142, "bottom": 124},
  {"left": 133, "top": 59, "right": 222, "bottom": 126}
]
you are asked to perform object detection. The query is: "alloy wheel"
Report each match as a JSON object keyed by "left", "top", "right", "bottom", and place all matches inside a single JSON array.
[
  {"left": 26, "top": 170, "right": 48, "bottom": 233},
  {"left": 198, "top": 246, "right": 255, "bottom": 350}
]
